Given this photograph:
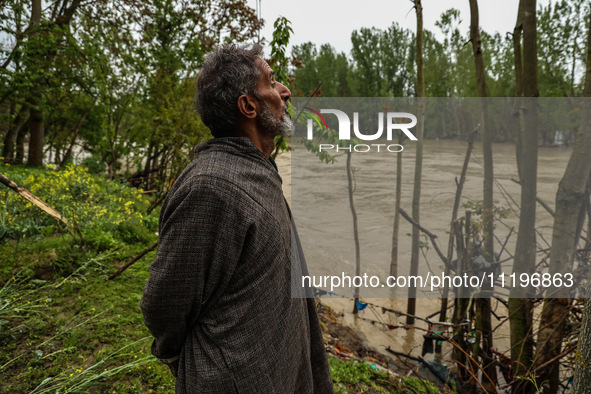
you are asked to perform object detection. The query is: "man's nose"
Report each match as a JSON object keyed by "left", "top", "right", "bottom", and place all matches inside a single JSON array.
[{"left": 278, "top": 82, "right": 291, "bottom": 100}]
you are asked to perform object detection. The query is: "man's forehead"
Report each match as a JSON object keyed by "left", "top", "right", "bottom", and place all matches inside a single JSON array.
[{"left": 257, "top": 58, "right": 273, "bottom": 74}]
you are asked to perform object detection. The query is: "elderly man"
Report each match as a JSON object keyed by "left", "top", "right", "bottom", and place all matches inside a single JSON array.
[{"left": 140, "top": 44, "right": 333, "bottom": 393}]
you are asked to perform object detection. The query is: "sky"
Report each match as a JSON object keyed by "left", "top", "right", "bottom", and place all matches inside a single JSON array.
[{"left": 246, "top": 0, "right": 552, "bottom": 56}]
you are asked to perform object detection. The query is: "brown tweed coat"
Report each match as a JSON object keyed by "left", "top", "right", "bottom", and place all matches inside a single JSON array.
[{"left": 140, "top": 137, "right": 333, "bottom": 393}]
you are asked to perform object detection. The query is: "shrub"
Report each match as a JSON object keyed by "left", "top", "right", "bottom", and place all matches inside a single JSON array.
[
  {"left": 82, "top": 155, "right": 106, "bottom": 175},
  {"left": 0, "top": 163, "right": 157, "bottom": 246}
]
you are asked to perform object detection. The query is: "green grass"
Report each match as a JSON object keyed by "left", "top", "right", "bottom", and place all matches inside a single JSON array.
[
  {"left": 1, "top": 163, "right": 442, "bottom": 393},
  {"left": 0, "top": 163, "right": 172, "bottom": 392},
  {"left": 328, "top": 356, "right": 441, "bottom": 393},
  {"left": 0, "top": 237, "right": 174, "bottom": 392},
  {"left": 0, "top": 231, "right": 171, "bottom": 390}
]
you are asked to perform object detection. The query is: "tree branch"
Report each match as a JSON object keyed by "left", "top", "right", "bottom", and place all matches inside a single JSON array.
[
  {"left": 398, "top": 207, "right": 450, "bottom": 268},
  {"left": 0, "top": 173, "right": 67, "bottom": 225}
]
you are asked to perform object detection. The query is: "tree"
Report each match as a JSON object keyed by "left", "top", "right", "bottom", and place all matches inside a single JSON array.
[
  {"left": 468, "top": 0, "right": 497, "bottom": 390},
  {"left": 350, "top": 24, "right": 413, "bottom": 97},
  {"left": 485, "top": 31, "right": 516, "bottom": 98},
  {"left": 1, "top": 0, "right": 262, "bottom": 177},
  {"left": 25, "top": 0, "right": 44, "bottom": 167},
  {"left": 423, "top": 30, "right": 449, "bottom": 98},
  {"left": 406, "top": 0, "right": 425, "bottom": 325},
  {"left": 350, "top": 27, "right": 383, "bottom": 96},
  {"left": 269, "top": 16, "right": 293, "bottom": 87},
  {"left": 381, "top": 23, "right": 413, "bottom": 97},
  {"left": 291, "top": 42, "right": 320, "bottom": 96},
  {"left": 291, "top": 42, "right": 352, "bottom": 97},
  {"left": 316, "top": 45, "right": 352, "bottom": 97},
  {"left": 542, "top": 12, "right": 591, "bottom": 392},
  {"left": 509, "top": 0, "right": 539, "bottom": 389},
  {"left": 537, "top": 0, "right": 588, "bottom": 99},
  {"left": 12, "top": 0, "right": 84, "bottom": 166}
]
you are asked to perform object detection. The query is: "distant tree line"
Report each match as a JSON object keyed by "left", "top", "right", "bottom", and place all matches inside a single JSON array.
[{"left": 290, "top": 1, "right": 589, "bottom": 101}]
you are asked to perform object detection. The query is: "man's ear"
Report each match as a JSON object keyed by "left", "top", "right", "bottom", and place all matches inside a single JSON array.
[{"left": 237, "top": 94, "right": 259, "bottom": 119}]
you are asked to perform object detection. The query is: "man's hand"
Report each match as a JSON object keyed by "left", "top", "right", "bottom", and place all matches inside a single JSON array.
[{"left": 165, "top": 358, "right": 179, "bottom": 378}]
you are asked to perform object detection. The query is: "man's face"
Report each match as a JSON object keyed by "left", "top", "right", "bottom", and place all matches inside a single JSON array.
[{"left": 254, "top": 59, "right": 292, "bottom": 138}]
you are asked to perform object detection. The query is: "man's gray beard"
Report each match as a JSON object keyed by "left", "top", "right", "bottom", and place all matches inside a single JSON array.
[{"left": 259, "top": 103, "right": 293, "bottom": 139}]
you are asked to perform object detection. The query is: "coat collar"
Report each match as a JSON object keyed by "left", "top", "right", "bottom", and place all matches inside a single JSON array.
[{"left": 194, "top": 137, "right": 279, "bottom": 172}]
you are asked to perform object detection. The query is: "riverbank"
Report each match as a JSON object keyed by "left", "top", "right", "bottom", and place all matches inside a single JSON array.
[{"left": 318, "top": 301, "right": 445, "bottom": 393}]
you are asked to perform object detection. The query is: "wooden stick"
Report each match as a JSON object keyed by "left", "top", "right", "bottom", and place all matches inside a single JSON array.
[
  {"left": 398, "top": 207, "right": 450, "bottom": 268},
  {"left": 106, "top": 241, "right": 158, "bottom": 280},
  {"left": 0, "top": 172, "right": 67, "bottom": 224}
]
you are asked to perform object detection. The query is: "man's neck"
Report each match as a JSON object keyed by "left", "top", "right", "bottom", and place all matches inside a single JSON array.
[{"left": 235, "top": 126, "right": 275, "bottom": 157}]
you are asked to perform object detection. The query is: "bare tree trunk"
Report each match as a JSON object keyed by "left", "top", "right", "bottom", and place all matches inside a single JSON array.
[
  {"left": 513, "top": 0, "right": 525, "bottom": 180},
  {"left": 571, "top": 18, "right": 591, "bottom": 393},
  {"left": 437, "top": 126, "right": 477, "bottom": 355},
  {"left": 15, "top": 117, "right": 27, "bottom": 164},
  {"left": 509, "top": 0, "right": 538, "bottom": 390},
  {"left": 452, "top": 217, "right": 472, "bottom": 387},
  {"left": 390, "top": 134, "right": 404, "bottom": 277},
  {"left": 2, "top": 107, "right": 28, "bottom": 161},
  {"left": 346, "top": 151, "right": 361, "bottom": 313},
  {"left": 468, "top": 1, "right": 497, "bottom": 389},
  {"left": 27, "top": 97, "right": 44, "bottom": 167},
  {"left": 26, "top": 0, "right": 43, "bottom": 167},
  {"left": 407, "top": 0, "right": 425, "bottom": 325},
  {"left": 575, "top": 283, "right": 591, "bottom": 392}
]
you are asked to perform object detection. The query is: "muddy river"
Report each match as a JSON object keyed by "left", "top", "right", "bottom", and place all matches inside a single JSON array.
[{"left": 276, "top": 138, "right": 572, "bottom": 363}]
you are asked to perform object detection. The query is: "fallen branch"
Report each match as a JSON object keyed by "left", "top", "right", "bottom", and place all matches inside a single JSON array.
[
  {"left": 398, "top": 208, "right": 450, "bottom": 268},
  {"left": 0, "top": 172, "right": 67, "bottom": 225},
  {"left": 106, "top": 241, "right": 158, "bottom": 280}
]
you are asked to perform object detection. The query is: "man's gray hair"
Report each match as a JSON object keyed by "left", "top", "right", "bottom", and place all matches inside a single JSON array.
[{"left": 196, "top": 44, "right": 264, "bottom": 137}]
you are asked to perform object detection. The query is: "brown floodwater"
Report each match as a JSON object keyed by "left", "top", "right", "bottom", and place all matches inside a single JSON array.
[{"left": 276, "top": 138, "right": 573, "bottom": 372}]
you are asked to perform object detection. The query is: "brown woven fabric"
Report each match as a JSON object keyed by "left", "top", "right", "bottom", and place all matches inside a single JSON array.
[{"left": 141, "top": 137, "right": 333, "bottom": 393}]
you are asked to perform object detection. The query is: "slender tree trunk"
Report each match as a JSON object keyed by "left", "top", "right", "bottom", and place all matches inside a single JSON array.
[
  {"left": 2, "top": 107, "right": 28, "bottom": 161},
  {"left": 391, "top": 134, "right": 404, "bottom": 277},
  {"left": 575, "top": 277, "right": 591, "bottom": 393},
  {"left": 437, "top": 126, "right": 477, "bottom": 354},
  {"left": 346, "top": 151, "right": 361, "bottom": 313},
  {"left": 15, "top": 116, "right": 28, "bottom": 164},
  {"left": 452, "top": 218, "right": 472, "bottom": 387},
  {"left": 468, "top": 0, "right": 497, "bottom": 390},
  {"left": 26, "top": 0, "right": 43, "bottom": 167},
  {"left": 513, "top": 0, "right": 525, "bottom": 180},
  {"left": 407, "top": 0, "right": 425, "bottom": 325},
  {"left": 570, "top": 17, "right": 591, "bottom": 393},
  {"left": 509, "top": 1, "right": 538, "bottom": 390},
  {"left": 27, "top": 97, "right": 44, "bottom": 167}
]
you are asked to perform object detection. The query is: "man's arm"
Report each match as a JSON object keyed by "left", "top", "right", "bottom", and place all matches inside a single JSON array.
[{"left": 140, "top": 176, "right": 247, "bottom": 366}]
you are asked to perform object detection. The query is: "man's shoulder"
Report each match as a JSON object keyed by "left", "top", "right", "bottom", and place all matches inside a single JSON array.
[
  {"left": 166, "top": 137, "right": 283, "bottom": 207},
  {"left": 190, "top": 137, "right": 273, "bottom": 178}
]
